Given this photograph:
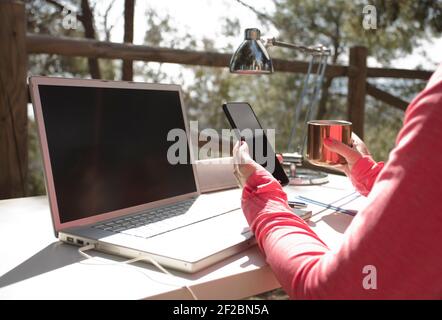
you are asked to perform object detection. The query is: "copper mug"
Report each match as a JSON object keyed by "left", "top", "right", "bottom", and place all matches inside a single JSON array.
[{"left": 306, "top": 120, "right": 352, "bottom": 166}]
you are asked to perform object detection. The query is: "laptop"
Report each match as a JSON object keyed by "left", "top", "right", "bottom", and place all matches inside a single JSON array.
[{"left": 29, "top": 76, "right": 255, "bottom": 273}]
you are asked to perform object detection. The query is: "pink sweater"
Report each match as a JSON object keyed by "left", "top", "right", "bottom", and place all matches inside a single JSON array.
[{"left": 242, "top": 64, "right": 442, "bottom": 299}]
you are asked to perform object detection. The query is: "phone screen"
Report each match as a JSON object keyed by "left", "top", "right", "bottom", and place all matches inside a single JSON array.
[{"left": 223, "top": 102, "right": 289, "bottom": 186}]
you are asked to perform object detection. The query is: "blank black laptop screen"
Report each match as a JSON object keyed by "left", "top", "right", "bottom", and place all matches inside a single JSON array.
[{"left": 38, "top": 84, "right": 197, "bottom": 223}]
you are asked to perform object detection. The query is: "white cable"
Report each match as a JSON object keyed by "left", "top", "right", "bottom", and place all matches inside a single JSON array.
[
  {"left": 78, "top": 243, "right": 198, "bottom": 300},
  {"left": 122, "top": 255, "right": 198, "bottom": 300},
  {"left": 76, "top": 205, "right": 243, "bottom": 300},
  {"left": 78, "top": 243, "right": 96, "bottom": 259}
]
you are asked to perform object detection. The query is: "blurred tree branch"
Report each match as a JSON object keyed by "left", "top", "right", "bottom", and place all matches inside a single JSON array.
[
  {"left": 45, "top": 0, "right": 64, "bottom": 12},
  {"left": 234, "top": 0, "right": 277, "bottom": 26},
  {"left": 44, "top": 0, "right": 101, "bottom": 78},
  {"left": 79, "top": 0, "right": 101, "bottom": 78},
  {"left": 102, "top": 0, "right": 117, "bottom": 41}
]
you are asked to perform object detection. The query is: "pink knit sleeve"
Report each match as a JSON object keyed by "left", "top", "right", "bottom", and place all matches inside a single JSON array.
[
  {"left": 241, "top": 64, "right": 442, "bottom": 299},
  {"left": 349, "top": 156, "right": 384, "bottom": 196},
  {"left": 242, "top": 169, "right": 327, "bottom": 252}
]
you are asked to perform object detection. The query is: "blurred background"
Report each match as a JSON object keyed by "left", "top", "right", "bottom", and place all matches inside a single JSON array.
[
  {"left": 23, "top": 0, "right": 441, "bottom": 196},
  {"left": 0, "top": 0, "right": 439, "bottom": 300}
]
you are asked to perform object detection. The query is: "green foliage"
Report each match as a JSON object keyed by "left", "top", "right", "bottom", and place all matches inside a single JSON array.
[
  {"left": 24, "top": 1, "right": 439, "bottom": 196},
  {"left": 271, "top": 0, "right": 442, "bottom": 63},
  {"left": 26, "top": 0, "right": 117, "bottom": 79},
  {"left": 256, "top": 0, "right": 439, "bottom": 155},
  {"left": 27, "top": 119, "right": 46, "bottom": 196},
  {"left": 364, "top": 97, "right": 404, "bottom": 162}
]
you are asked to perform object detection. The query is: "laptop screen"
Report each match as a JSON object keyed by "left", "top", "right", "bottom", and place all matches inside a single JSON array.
[{"left": 38, "top": 84, "right": 197, "bottom": 224}]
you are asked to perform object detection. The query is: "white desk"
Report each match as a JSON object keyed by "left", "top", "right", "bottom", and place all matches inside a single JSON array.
[{"left": 0, "top": 174, "right": 367, "bottom": 300}]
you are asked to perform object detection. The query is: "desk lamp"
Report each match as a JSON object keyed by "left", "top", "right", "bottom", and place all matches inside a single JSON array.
[{"left": 229, "top": 28, "right": 331, "bottom": 185}]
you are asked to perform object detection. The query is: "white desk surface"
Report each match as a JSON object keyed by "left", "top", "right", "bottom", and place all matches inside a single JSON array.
[{"left": 0, "top": 174, "right": 368, "bottom": 300}]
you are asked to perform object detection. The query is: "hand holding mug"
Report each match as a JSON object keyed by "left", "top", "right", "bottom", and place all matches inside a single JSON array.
[{"left": 323, "top": 133, "right": 371, "bottom": 176}]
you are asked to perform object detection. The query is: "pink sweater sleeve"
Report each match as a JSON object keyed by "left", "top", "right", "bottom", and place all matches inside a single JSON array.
[
  {"left": 349, "top": 156, "right": 384, "bottom": 196},
  {"left": 242, "top": 64, "right": 442, "bottom": 299}
]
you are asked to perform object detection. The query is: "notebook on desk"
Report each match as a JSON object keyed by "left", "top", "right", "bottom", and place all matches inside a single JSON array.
[{"left": 29, "top": 76, "right": 254, "bottom": 273}]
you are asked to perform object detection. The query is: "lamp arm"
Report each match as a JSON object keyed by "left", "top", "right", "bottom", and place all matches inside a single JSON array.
[{"left": 265, "top": 37, "right": 331, "bottom": 56}]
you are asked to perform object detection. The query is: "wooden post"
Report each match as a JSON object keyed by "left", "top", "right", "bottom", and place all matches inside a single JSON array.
[
  {"left": 80, "top": 0, "right": 101, "bottom": 79},
  {"left": 0, "top": 0, "right": 28, "bottom": 199},
  {"left": 347, "top": 46, "right": 367, "bottom": 139},
  {"left": 122, "top": 0, "right": 135, "bottom": 81}
]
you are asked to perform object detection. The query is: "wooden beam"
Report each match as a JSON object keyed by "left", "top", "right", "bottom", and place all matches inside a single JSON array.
[
  {"left": 27, "top": 34, "right": 436, "bottom": 80},
  {"left": 0, "top": 0, "right": 28, "bottom": 199},
  {"left": 366, "top": 83, "right": 409, "bottom": 111},
  {"left": 367, "top": 67, "right": 433, "bottom": 80},
  {"left": 347, "top": 46, "right": 367, "bottom": 139},
  {"left": 26, "top": 34, "right": 348, "bottom": 77}
]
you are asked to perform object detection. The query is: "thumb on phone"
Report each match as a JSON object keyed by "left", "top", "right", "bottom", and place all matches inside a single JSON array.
[{"left": 276, "top": 153, "right": 283, "bottom": 164}]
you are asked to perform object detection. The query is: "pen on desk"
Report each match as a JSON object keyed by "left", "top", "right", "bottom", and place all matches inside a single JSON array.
[
  {"left": 294, "top": 195, "right": 358, "bottom": 216},
  {"left": 287, "top": 200, "right": 307, "bottom": 208}
]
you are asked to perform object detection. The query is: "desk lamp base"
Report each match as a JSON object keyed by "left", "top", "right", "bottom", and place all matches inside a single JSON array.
[{"left": 282, "top": 153, "right": 329, "bottom": 186}]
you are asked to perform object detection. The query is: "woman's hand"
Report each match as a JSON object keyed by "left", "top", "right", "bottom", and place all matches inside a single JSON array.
[
  {"left": 323, "top": 133, "right": 371, "bottom": 176},
  {"left": 232, "top": 140, "right": 263, "bottom": 188}
]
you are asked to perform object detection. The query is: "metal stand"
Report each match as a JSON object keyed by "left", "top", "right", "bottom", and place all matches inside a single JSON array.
[
  {"left": 266, "top": 42, "right": 330, "bottom": 185},
  {"left": 281, "top": 152, "right": 329, "bottom": 186}
]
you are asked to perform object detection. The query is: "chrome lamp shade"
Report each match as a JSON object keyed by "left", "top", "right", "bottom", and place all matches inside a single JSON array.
[{"left": 229, "top": 28, "right": 273, "bottom": 74}]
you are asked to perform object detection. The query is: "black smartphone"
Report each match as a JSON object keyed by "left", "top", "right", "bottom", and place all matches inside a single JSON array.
[{"left": 222, "top": 102, "right": 290, "bottom": 186}]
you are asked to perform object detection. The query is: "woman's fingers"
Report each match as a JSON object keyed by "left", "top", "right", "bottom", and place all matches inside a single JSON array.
[
  {"left": 233, "top": 141, "right": 245, "bottom": 164},
  {"left": 351, "top": 133, "right": 371, "bottom": 156},
  {"left": 233, "top": 140, "right": 240, "bottom": 153},
  {"left": 323, "top": 137, "right": 361, "bottom": 164},
  {"left": 276, "top": 153, "right": 283, "bottom": 164},
  {"left": 232, "top": 140, "right": 258, "bottom": 188},
  {"left": 232, "top": 163, "right": 244, "bottom": 188},
  {"left": 332, "top": 164, "right": 346, "bottom": 172},
  {"left": 238, "top": 141, "right": 254, "bottom": 164}
]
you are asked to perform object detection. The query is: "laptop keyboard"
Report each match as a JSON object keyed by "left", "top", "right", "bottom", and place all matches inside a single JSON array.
[{"left": 92, "top": 198, "right": 225, "bottom": 239}]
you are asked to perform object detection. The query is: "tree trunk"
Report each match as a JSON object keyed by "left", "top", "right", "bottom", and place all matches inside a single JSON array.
[
  {"left": 0, "top": 0, "right": 28, "bottom": 199},
  {"left": 122, "top": 0, "right": 135, "bottom": 81},
  {"left": 80, "top": 0, "right": 101, "bottom": 79}
]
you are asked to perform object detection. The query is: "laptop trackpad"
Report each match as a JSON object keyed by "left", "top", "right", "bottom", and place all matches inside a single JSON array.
[{"left": 98, "top": 209, "right": 253, "bottom": 263}]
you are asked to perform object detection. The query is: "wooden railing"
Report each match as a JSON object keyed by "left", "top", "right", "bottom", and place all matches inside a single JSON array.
[{"left": 0, "top": 0, "right": 435, "bottom": 199}]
